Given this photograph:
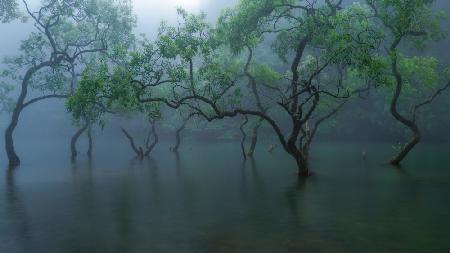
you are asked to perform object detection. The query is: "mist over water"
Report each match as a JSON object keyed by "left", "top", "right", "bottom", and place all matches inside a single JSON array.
[{"left": 1, "top": 0, "right": 450, "bottom": 252}]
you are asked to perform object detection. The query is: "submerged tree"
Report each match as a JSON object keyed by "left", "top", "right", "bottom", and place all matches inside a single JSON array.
[
  {"left": 239, "top": 115, "right": 249, "bottom": 159},
  {"left": 59, "top": 0, "right": 450, "bottom": 177},
  {"left": 366, "top": 0, "right": 450, "bottom": 165},
  {"left": 121, "top": 116, "right": 159, "bottom": 160},
  {"left": 169, "top": 112, "right": 195, "bottom": 153},
  {"left": 67, "top": 56, "right": 165, "bottom": 160},
  {"left": 124, "top": 3, "right": 383, "bottom": 177},
  {"left": 67, "top": 66, "right": 112, "bottom": 160},
  {"left": 2, "top": 0, "right": 135, "bottom": 167}
]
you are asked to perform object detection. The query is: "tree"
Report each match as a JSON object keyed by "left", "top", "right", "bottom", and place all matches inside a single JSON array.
[
  {"left": 2, "top": 0, "right": 135, "bottom": 167},
  {"left": 67, "top": 64, "right": 115, "bottom": 160},
  {"left": 130, "top": 3, "right": 382, "bottom": 177},
  {"left": 170, "top": 112, "right": 195, "bottom": 153},
  {"left": 366, "top": 0, "right": 450, "bottom": 165},
  {"left": 121, "top": 115, "right": 160, "bottom": 160},
  {"left": 67, "top": 56, "right": 164, "bottom": 159},
  {"left": 239, "top": 115, "right": 249, "bottom": 159}
]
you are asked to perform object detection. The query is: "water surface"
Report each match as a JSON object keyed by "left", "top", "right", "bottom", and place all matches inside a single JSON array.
[{"left": 1, "top": 141, "right": 449, "bottom": 253}]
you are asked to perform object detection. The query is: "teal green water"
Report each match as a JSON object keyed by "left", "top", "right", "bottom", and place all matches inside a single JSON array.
[{"left": 1, "top": 141, "right": 449, "bottom": 253}]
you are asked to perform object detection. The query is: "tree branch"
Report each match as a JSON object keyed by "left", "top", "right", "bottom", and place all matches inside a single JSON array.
[{"left": 21, "top": 94, "right": 68, "bottom": 109}]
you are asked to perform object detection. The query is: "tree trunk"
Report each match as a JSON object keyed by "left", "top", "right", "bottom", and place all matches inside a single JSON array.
[
  {"left": 247, "top": 119, "right": 263, "bottom": 157},
  {"left": 5, "top": 107, "right": 21, "bottom": 167},
  {"left": 389, "top": 128, "right": 421, "bottom": 166},
  {"left": 71, "top": 121, "right": 89, "bottom": 161},
  {"left": 5, "top": 80, "right": 29, "bottom": 167},
  {"left": 239, "top": 116, "right": 249, "bottom": 160},
  {"left": 388, "top": 49, "right": 422, "bottom": 165},
  {"left": 87, "top": 124, "right": 93, "bottom": 158},
  {"left": 172, "top": 119, "right": 187, "bottom": 153},
  {"left": 122, "top": 120, "right": 158, "bottom": 159},
  {"left": 138, "top": 147, "right": 144, "bottom": 160},
  {"left": 144, "top": 121, "right": 158, "bottom": 157},
  {"left": 287, "top": 135, "right": 312, "bottom": 178},
  {"left": 294, "top": 151, "right": 311, "bottom": 178},
  {"left": 4, "top": 61, "right": 56, "bottom": 167},
  {"left": 121, "top": 127, "right": 142, "bottom": 159}
]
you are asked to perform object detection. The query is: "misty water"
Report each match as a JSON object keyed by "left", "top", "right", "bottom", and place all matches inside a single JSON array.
[
  {"left": 2, "top": 0, "right": 450, "bottom": 252},
  {"left": 1, "top": 139, "right": 449, "bottom": 253}
]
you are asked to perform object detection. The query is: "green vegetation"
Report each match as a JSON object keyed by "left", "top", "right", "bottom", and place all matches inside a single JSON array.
[
  {"left": 1, "top": 0, "right": 135, "bottom": 166},
  {"left": 1, "top": 0, "right": 449, "bottom": 178}
]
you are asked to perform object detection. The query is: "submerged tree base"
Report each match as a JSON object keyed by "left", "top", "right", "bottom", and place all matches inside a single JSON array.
[
  {"left": 389, "top": 160, "right": 401, "bottom": 166},
  {"left": 7, "top": 159, "right": 20, "bottom": 169},
  {"left": 298, "top": 170, "right": 315, "bottom": 178},
  {"left": 6, "top": 146, "right": 20, "bottom": 168}
]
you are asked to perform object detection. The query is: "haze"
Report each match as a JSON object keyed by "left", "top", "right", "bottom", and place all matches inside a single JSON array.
[{"left": 0, "top": 1, "right": 449, "bottom": 252}]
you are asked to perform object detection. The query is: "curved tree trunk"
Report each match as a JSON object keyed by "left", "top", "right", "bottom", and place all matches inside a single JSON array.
[
  {"left": 5, "top": 68, "right": 34, "bottom": 167},
  {"left": 71, "top": 120, "right": 89, "bottom": 161},
  {"left": 239, "top": 116, "right": 249, "bottom": 160},
  {"left": 144, "top": 121, "right": 158, "bottom": 157},
  {"left": 388, "top": 50, "right": 422, "bottom": 165},
  {"left": 122, "top": 120, "right": 158, "bottom": 159},
  {"left": 4, "top": 61, "right": 64, "bottom": 167},
  {"left": 389, "top": 130, "right": 421, "bottom": 165},
  {"left": 243, "top": 47, "right": 268, "bottom": 159},
  {"left": 5, "top": 106, "right": 22, "bottom": 167},
  {"left": 121, "top": 127, "right": 143, "bottom": 159},
  {"left": 172, "top": 118, "right": 189, "bottom": 153},
  {"left": 172, "top": 128, "right": 183, "bottom": 153},
  {"left": 247, "top": 119, "right": 263, "bottom": 157}
]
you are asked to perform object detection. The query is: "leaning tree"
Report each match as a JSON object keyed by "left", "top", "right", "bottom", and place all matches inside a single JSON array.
[
  {"left": 365, "top": 0, "right": 450, "bottom": 165},
  {"left": 2, "top": 0, "right": 134, "bottom": 167}
]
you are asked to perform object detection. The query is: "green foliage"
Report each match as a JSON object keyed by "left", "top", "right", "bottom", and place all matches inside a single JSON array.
[
  {"left": 367, "top": 0, "right": 447, "bottom": 47},
  {"left": 396, "top": 55, "right": 448, "bottom": 107},
  {"left": 251, "top": 64, "right": 280, "bottom": 89},
  {"left": 1, "top": 0, "right": 136, "bottom": 101},
  {"left": 216, "top": 0, "right": 275, "bottom": 53},
  {"left": 365, "top": 0, "right": 449, "bottom": 113},
  {"left": 157, "top": 8, "right": 215, "bottom": 61},
  {"left": 67, "top": 53, "right": 165, "bottom": 126},
  {"left": 67, "top": 0, "right": 449, "bottom": 147},
  {"left": 67, "top": 66, "right": 109, "bottom": 123},
  {"left": 215, "top": 0, "right": 386, "bottom": 118},
  {"left": 399, "top": 56, "right": 440, "bottom": 88}
]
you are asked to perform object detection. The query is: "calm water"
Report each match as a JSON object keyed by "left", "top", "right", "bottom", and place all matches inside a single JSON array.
[{"left": 1, "top": 140, "right": 449, "bottom": 253}]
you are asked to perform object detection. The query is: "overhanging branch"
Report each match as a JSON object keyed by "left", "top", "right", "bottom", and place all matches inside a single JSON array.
[{"left": 21, "top": 94, "right": 68, "bottom": 109}]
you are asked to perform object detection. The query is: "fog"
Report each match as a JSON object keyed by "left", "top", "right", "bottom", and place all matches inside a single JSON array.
[
  {"left": 0, "top": 0, "right": 449, "bottom": 151},
  {"left": 1, "top": 1, "right": 450, "bottom": 252}
]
